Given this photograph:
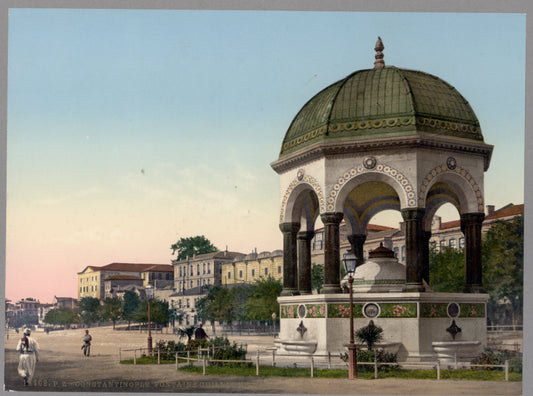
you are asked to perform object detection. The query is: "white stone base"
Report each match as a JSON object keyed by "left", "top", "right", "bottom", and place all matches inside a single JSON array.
[{"left": 277, "top": 292, "right": 488, "bottom": 363}]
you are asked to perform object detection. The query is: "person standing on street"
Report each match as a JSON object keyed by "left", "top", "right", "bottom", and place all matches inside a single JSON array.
[
  {"left": 82, "top": 330, "right": 92, "bottom": 357},
  {"left": 16, "top": 328, "right": 39, "bottom": 386}
]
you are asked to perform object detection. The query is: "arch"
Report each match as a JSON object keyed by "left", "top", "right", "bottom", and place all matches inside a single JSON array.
[
  {"left": 423, "top": 182, "right": 462, "bottom": 230},
  {"left": 329, "top": 163, "right": 416, "bottom": 214},
  {"left": 418, "top": 163, "right": 484, "bottom": 214},
  {"left": 280, "top": 174, "right": 324, "bottom": 227}
]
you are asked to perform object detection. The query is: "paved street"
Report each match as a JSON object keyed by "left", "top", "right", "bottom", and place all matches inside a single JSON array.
[{"left": 3, "top": 326, "right": 522, "bottom": 395}]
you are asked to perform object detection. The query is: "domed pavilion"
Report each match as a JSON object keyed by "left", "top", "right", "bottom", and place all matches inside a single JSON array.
[{"left": 271, "top": 38, "right": 493, "bottom": 362}]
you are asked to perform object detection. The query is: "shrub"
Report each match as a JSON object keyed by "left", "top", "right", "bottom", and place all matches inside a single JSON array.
[
  {"left": 340, "top": 348, "right": 398, "bottom": 372},
  {"left": 355, "top": 320, "right": 384, "bottom": 350},
  {"left": 470, "top": 348, "right": 522, "bottom": 373}
]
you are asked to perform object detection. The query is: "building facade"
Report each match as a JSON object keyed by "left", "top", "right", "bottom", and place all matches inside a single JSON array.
[
  {"left": 77, "top": 263, "right": 173, "bottom": 300},
  {"left": 221, "top": 250, "right": 283, "bottom": 286}
]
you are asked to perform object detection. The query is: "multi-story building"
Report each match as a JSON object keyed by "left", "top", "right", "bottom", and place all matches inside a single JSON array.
[
  {"left": 52, "top": 296, "right": 78, "bottom": 310},
  {"left": 77, "top": 263, "right": 173, "bottom": 300},
  {"left": 172, "top": 250, "right": 245, "bottom": 293},
  {"left": 221, "top": 250, "right": 283, "bottom": 286}
]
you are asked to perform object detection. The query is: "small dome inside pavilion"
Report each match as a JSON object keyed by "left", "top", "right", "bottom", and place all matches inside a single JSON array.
[
  {"left": 279, "top": 37, "right": 484, "bottom": 158},
  {"left": 342, "top": 243, "right": 406, "bottom": 293}
]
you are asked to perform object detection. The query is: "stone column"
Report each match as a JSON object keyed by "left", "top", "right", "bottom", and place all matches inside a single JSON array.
[
  {"left": 422, "top": 231, "right": 432, "bottom": 285},
  {"left": 320, "top": 212, "right": 344, "bottom": 294},
  {"left": 461, "top": 213, "right": 485, "bottom": 293},
  {"left": 348, "top": 234, "right": 367, "bottom": 267},
  {"left": 280, "top": 222, "right": 300, "bottom": 296},
  {"left": 401, "top": 208, "right": 426, "bottom": 292},
  {"left": 297, "top": 231, "right": 315, "bottom": 295}
]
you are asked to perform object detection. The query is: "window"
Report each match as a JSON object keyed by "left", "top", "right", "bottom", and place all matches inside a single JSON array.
[
  {"left": 440, "top": 240, "right": 446, "bottom": 250},
  {"left": 197, "top": 279, "right": 200, "bottom": 287},
  {"left": 80, "top": 287, "right": 82, "bottom": 292},
  {"left": 312, "top": 232, "right": 323, "bottom": 251},
  {"left": 186, "top": 299, "right": 190, "bottom": 308},
  {"left": 459, "top": 237, "right": 465, "bottom": 249},
  {"left": 393, "top": 247, "right": 399, "bottom": 259},
  {"left": 239, "top": 270, "right": 243, "bottom": 278},
  {"left": 203, "top": 263, "right": 206, "bottom": 274},
  {"left": 197, "top": 264, "right": 200, "bottom": 275},
  {"left": 252, "top": 269, "right": 255, "bottom": 277},
  {"left": 265, "top": 268, "right": 268, "bottom": 276},
  {"left": 278, "top": 266, "right": 281, "bottom": 274},
  {"left": 449, "top": 238, "right": 457, "bottom": 250},
  {"left": 228, "top": 272, "right": 231, "bottom": 279},
  {"left": 401, "top": 246, "right": 406, "bottom": 262}
]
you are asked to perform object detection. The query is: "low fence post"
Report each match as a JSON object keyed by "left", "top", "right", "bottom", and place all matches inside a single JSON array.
[
  {"left": 328, "top": 352, "right": 331, "bottom": 369},
  {"left": 202, "top": 357, "right": 206, "bottom": 376},
  {"left": 119, "top": 347, "right": 121, "bottom": 362},
  {"left": 187, "top": 351, "right": 191, "bottom": 366},
  {"left": 505, "top": 360, "right": 509, "bottom": 382},
  {"left": 311, "top": 357, "right": 314, "bottom": 378},
  {"left": 256, "top": 351, "right": 260, "bottom": 376},
  {"left": 176, "top": 353, "right": 178, "bottom": 370},
  {"left": 437, "top": 361, "right": 440, "bottom": 380},
  {"left": 374, "top": 351, "right": 378, "bottom": 379},
  {"left": 272, "top": 349, "right": 276, "bottom": 367},
  {"left": 157, "top": 349, "right": 160, "bottom": 365},
  {"left": 134, "top": 349, "right": 136, "bottom": 365}
]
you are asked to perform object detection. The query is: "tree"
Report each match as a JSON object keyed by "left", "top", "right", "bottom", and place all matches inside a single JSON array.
[
  {"left": 134, "top": 298, "right": 170, "bottom": 325},
  {"left": 246, "top": 277, "right": 282, "bottom": 321},
  {"left": 175, "top": 325, "right": 195, "bottom": 343},
  {"left": 429, "top": 246, "right": 464, "bottom": 292},
  {"left": 99, "top": 298, "right": 122, "bottom": 329},
  {"left": 122, "top": 290, "right": 141, "bottom": 329},
  {"left": 311, "top": 263, "right": 324, "bottom": 293},
  {"left": 43, "top": 308, "right": 79, "bottom": 327},
  {"left": 483, "top": 216, "right": 523, "bottom": 325},
  {"left": 12, "top": 313, "right": 39, "bottom": 329},
  {"left": 78, "top": 297, "right": 101, "bottom": 325},
  {"left": 170, "top": 235, "right": 218, "bottom": 260}
]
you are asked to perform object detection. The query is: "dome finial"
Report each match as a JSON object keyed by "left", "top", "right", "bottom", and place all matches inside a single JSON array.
[{"left": 374, "top": 36, "right": 385, "bottom": 68}]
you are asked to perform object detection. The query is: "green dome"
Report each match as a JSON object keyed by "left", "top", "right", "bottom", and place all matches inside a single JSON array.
[{"left": 279, "top": 65, "right": 483, "bottom": 158}]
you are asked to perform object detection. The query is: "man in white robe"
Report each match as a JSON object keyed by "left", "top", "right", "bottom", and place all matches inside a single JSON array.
[{"left": 16, "top": 328, "right": 39, "bottom": 386}]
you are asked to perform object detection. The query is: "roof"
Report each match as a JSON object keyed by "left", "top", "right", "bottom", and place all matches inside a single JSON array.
[
  {"left": 103, "top": 275, "right": 143, "bottom": 281},
  {"left": 486, "top": 203, "right": 523, "bottom": 220},
  {"left": 172, "top": 250, "right": 245, "bottom": 264},
  {"left": 79, "top": 263, "right": 173, "bottom": 274},
  {"left": 279, "top": 65, "right": 483, "bottom": 158}
]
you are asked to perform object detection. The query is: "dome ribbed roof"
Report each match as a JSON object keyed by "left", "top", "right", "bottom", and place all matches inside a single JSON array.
[{"left": 279, "top": 65, "right": 483, "bottom": 158}]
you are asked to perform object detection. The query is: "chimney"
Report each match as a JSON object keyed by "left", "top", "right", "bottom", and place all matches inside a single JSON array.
[
  {"left": 486, "top": 205, "right": 495, "bottom": 217},
  {"left": 431, "top": 216, "right": 441, "bottom": 232}
]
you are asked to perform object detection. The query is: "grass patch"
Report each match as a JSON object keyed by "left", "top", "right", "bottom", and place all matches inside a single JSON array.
[{"left": 177, "top": 364, "right": 522, "bottom": 382}]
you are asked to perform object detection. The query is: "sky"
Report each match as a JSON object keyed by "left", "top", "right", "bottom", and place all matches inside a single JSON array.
[{"left": 4, "top": 10, "right": 526, "bottom": 303}]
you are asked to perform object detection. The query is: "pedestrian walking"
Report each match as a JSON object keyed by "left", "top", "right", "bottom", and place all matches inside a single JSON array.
[
  {"left": 194, "top": 323, "right": 209, "bottom": 340},
  {"left": 16, "top": 328, "right": 39, "bottom": 386},
  {"left": 81, "top": 330, "right": 92, "bottom": 357}
]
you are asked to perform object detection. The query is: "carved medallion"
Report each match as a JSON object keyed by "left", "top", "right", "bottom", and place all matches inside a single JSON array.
[
  {"left": 297, "top": 169, "right": 304, "bottom": 181},
  {"left": 298, "top": 304, "right": 307, "bottom": 318},
  {"left": 447, "top": 157, "right": 457, "bottom": 170},
  {"left": 363, "top": 156, "right": 377, "bottom": 169},
  {"left": 447, "top": 302, "right": 460, "bottom": 318},
  {"left": 363, "top": 302, "right": 380, "bottom": 318}
]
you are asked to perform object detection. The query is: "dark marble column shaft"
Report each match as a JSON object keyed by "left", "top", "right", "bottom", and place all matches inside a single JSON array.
[
  {"left": 297, "top": 231, "right": 315, "bottom": 294},
  {"left": 422, "top": 231, "right": 432, "bottom": 285},
  {"left": 401, "top": 208, "right": 426, "bottom": 292},
  {"left": 279, "top": 222, "right": 300, "bottom": 296},
  {"left": 461, "top": 213, "right": 485, "bottom": 293},
  {"left": 320, "top": 212, "right": 344, "bottom": 294}
]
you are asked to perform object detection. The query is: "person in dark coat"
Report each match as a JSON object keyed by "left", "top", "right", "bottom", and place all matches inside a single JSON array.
[{"left": 194, "top": 323, "right": 209, "bottom": 340}]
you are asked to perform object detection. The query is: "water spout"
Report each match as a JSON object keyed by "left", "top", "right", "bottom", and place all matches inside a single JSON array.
[
  {"left": 446, "top": 320, "right": 462, "bottom": 340},
  {"left": 296, "top": 321, "right": 307, "bottom": 338}
]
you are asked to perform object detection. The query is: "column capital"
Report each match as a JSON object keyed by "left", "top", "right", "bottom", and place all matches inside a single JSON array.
[
  {"left": 401, "top": 208, "right": 425, "bottom": 221},
  {"left": 320, "top": 212, "right": 344, "bottom": 225},
  {"left": 297, "top": 230, "right": 315, "bottom": 241},
  {"left": 279, "top": 222, "right": 301, "bottom": 233}
]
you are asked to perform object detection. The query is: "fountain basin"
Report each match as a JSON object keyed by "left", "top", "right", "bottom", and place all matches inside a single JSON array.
[
  {"left": 277, "top": 339, "right": 317, "bottom": 355},
  {"left": 432, "top": 341, "right": 481, "bottom": 364}
]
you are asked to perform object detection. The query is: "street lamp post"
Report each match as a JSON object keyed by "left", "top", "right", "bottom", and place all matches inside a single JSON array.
[
  {"left": 343, "top": 252, "right": 358, "bottom": 380},
  {"left": 146, "top": 284, "right": 154, "bottom": 356}
]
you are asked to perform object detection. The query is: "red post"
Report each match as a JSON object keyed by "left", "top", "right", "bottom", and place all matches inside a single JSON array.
[{"left": 348, "top": 275, "right": 357, "bottom": 379}]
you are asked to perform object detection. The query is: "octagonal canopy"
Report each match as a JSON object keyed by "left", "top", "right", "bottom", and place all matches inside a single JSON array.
[{"left": 279, "top": 59, "right": 483, "bottom": 159}]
